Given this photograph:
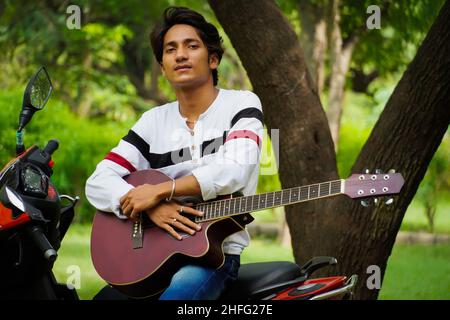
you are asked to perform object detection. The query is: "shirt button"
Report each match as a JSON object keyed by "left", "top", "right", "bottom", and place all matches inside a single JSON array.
[
  {"left": 192, "top": 159, "right": 198, "bottom": 164},
  {"left": 190, "top": 130, "right": 194, "bottom": 136},
  {"left": 191, "top": 145, "right": 196, "bottom": 150}
]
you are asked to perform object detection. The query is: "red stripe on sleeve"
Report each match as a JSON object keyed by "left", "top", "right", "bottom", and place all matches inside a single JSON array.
[
  {"left": 225, "top": 130, "right": 261, "bottom": 147},
  {"left": 104, "top": 152, "right": 136, "bottom": 173}
]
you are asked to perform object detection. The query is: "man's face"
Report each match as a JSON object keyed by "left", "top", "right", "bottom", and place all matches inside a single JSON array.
[{"left": 161, "top": 24, "right": 218, "bottom": 89}]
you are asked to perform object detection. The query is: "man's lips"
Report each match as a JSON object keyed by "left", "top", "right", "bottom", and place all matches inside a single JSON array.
[{"left": 174, "top": 65, "right": 192, "bottom": 71}]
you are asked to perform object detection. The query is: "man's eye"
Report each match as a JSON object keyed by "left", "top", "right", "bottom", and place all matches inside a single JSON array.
[
  {"left": 166, "top": 48, "right": 175, "bottom": 53},
  {"left": 189, "top": 45, "right": 199, "bottom": 49}
]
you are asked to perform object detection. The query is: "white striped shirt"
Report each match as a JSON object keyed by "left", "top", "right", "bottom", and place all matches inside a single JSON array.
[{"left": 85, "top": 88, "right": 264, "bottom": 255}]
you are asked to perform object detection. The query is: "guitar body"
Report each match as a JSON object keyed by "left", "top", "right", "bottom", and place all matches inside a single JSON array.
[{"left": 90, "top": 169, "right": 248, "bottom": 298}]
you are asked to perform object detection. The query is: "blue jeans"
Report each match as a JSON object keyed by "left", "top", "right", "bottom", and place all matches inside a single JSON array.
[{"left": 159, "top": 254, "right": 240, "bottom": 300}]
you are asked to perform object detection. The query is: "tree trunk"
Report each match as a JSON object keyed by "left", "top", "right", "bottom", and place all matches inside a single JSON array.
[
  {"left": 208, "top": 0, "right": 338, "bottom": 272},
  {"left": 210, "top": 0, "right": 450, "bottom": 300},
  {"left": 298, "top": 1, "right": 327, "bottom": 94},
  {"left": 327, "top": 0, "right": 357, "bottom": 151}
]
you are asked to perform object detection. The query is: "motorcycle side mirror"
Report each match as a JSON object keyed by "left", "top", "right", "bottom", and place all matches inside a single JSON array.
[{"left": 18, "top": 66, "right": 53, "bottom": 132}]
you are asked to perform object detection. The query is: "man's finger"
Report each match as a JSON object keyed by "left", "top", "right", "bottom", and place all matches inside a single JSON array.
[
  {"left": 162, "top": 224, "right": 182, "bottom": 241},
  {"left": 175, "top": 215, "right": 201, "bottom": 231},
  {"left": 182, "top": 206, "right": 204, "bottom": 217},
  {"left": 120, "top": 193, "right": 129, "bottom": 206},
  {"left": 122, "top": 202, "right": 133, "bottom": 216}
]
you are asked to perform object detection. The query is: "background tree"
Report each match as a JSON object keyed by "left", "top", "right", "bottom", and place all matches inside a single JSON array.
[
  {"left": 209, "top": 0, "right": 450, "bottom": 299},
  {"left": 278, "top": 0, "right": 444, "bottom": 151}
]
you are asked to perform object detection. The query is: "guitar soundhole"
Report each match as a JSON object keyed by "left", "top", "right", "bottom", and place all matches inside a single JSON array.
[{"left": 167, "top": 232, "right": 191, "bottom": 240}]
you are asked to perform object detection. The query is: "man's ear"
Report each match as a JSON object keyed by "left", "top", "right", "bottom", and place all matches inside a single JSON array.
[{"left": 209, "top": 53, "right": 219, "bottom": 70}]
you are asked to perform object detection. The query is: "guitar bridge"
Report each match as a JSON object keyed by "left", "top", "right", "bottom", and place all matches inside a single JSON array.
[{"left": 132, "top": 216, "right": 143, "bottom": 249}]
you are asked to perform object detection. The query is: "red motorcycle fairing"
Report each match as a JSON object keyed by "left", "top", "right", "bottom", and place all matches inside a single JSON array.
[
  {"left": 272, "top": 276, "right": 347, "bottom": 300},
  {"left": 0, "top": 201, "right": 31, "bottom": 230}
]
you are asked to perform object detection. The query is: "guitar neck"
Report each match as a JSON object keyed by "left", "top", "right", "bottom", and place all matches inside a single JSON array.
[{"left": 194, "top": 179, "right": 344, "bottom": 222}]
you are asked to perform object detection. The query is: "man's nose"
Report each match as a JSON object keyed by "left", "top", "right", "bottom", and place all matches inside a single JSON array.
[{"left": 175, "top": 48, "right": 188, "bottom": 62}]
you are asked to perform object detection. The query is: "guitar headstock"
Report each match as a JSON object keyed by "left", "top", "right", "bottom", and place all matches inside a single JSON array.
[{"left": 343, "top": 169, "right": 404, "bottom": 206}]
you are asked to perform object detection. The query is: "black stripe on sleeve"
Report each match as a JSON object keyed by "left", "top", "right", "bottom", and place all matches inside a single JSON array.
[
  {"left": 230, "top": 107, "right": 264, "bottom": 128},
  {"left": 122, "top": 130, "right": 152, "bottom": 164}
]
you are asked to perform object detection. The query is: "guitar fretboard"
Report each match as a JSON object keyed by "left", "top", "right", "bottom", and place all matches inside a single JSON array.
[{"left": 193, "top": 179, "right": 343, "bottom": 222}]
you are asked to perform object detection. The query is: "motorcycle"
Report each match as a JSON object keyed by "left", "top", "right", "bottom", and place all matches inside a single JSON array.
[
  {"left": 1, "top": 67, "right": 357, "bottom": 301},
  {"left": 94, "top": 256, "right": 358, "bottom": 300},
  {"left": 0, "top": 66, "right": 79, "bottom": 299}
]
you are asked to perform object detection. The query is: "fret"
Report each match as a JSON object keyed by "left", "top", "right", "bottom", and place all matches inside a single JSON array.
[
  {"left": 256, "top": 194, "right": 261, "bottom": 210},
  {"left": 300, "top": 186, "right": 308, "bottom": 201},
  {"left": 233, "top": 197, "right": 236, "bottom": 215},
  {"left": 264, "top": 193, "right": 268, "bottom": 209},
  {"left": 214, "top": 201, "right": 217, "bottom": 218},
  {"left": 310, "top": 184, "right": 319, "bottom": 199},
  {"left": 331, "top": 180, "right": 341, "bottom": 194},
  {"left": 292, "top": 187, "right": 299, "bottom": 202},
  {"left": 237, "top": 197, "right": 241, "bottom": 214},
  {"left": 328, "top": 182, "right": 331, "bottom": 196},
  {"left": 274, "top": 191, "right": 281, "bottom": 206},
  {"left": 319, "top": 182, "right": 328, "bottom": 197},
  {"left": 218, "top": 200, "right": 223, "bottom": 217},
  {"left": 241, "top": 197, "right": 246, "bottom": 213},
  {"left": 205, "top": 203, "right": 212, "bottom": 218},
  {"left": 289, "top": 188, "right": 292, "bottom": 205},
  {"left": 281, "top": 189, "right": 291, "bottom": 205},
  {"left": 251, "top": 195, "right": 254, "bottom": 212},
  {"left": 225, "top": 199, "right": 230, "bottom": 216}
]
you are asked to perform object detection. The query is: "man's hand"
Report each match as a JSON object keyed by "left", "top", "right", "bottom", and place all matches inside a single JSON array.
[
  {"left": 146, "top": 201, "right": 204, "bottom": 240},
  {"left": 119, "top": 184, "right": 163, "bottom": 219}
]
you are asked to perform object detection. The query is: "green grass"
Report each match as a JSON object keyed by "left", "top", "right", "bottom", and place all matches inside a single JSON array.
[
  {"left": 380, "top": 244, "right": 450, "bottom": 299},
  {"left": 53, "top": 224, "right": 105, "bottom": 300},
  {"left": 53, "top": 224, "right": 450, "bottom": 300}
]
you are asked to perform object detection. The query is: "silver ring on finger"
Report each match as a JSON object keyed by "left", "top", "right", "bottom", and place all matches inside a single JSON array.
[
  {"left": 172, "top": 218, "right": 177, "bottom": 224},
  {"left": 177, "top": 206, "right": 184, "bottom": 213}
]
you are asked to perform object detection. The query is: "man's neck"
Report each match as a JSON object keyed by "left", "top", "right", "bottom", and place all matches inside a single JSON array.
[{"left": 175, "top": 83, "right": 219, "bottom": 122}]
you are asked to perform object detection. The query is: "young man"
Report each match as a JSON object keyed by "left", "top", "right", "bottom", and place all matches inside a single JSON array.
[{"left": 86, "top": 6, "right": 264, "bottom": 300}]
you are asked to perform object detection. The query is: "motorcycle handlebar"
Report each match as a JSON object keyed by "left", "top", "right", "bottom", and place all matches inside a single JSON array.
[
  {"left": 25, "top": 225, "right": 58, "bottom": 262},
  {"left": 43, "top": 140, "right": 59, "bottom": 156}
]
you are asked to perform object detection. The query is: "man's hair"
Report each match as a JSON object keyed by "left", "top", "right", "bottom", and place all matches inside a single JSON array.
[{"left": 150, "top": 6, "right": 224, "bottom": 86}]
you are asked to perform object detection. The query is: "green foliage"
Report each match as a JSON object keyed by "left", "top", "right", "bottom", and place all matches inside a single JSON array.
[{"left": 0, "top": 89, "right": 134, "bottom": 223}]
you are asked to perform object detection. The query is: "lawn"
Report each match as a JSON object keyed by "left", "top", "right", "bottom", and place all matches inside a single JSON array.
[{"left": 53, "top": 224, "right": 450, "bottom": 300}]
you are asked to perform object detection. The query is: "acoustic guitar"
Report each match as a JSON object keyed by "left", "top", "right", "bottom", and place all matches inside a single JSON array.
[{"left": 90, "top": 169, "right": 404, "bottom": 298}]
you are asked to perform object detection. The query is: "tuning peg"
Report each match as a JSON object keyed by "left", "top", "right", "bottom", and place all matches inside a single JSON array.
[
  {"left": 388, "top": 169, "right": 396, "bottom": 173},
  {"left": 365, "top": 168, "right": 370, "bottom": 174},
  {"left": 360, "top": 198, "right": 372, "bottom": 207},
  {"left": 385, "top": 197, "right": 394, "bottom": 205},
  {"left": 374, "top": 198, "right": 379, "bottom": 205},
  {"left": 375, "top": 169, "right": 383, "bottom": 174}
]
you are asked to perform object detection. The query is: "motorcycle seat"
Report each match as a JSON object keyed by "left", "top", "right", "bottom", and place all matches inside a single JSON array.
[{"left": 221, "top": 261, "right": 303, "bottom": 300}]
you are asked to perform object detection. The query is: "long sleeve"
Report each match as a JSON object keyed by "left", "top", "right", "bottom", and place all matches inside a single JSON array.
[
  {"left": 85, "top": 112, "right": 152, "bottom": 218},
  {"left": 191, "top": 92, "right": 264, "bottom": 201}
]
